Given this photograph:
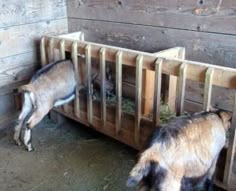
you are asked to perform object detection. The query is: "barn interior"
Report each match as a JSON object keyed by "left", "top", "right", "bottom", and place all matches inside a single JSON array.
[{"left": 0, "top": 1, "right": 236, "bottom": 191}]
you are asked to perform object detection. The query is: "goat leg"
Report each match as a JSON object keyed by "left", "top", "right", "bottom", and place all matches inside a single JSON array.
[
  {"left": 23, "top": 127, "right": 34, "bottom": 152},
  {"left": 14, "top": 120, "right": 23, "bottom": 146},
  {"left": 14, "top": 92, "right": 32, "bottom": 146}
]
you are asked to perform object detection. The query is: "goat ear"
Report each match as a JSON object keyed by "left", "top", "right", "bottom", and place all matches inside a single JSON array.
[
  {"left": 106, "top": 67, "right": 112, "bottom": 80},
  {"left": 209, "top": 106, "right": 217, "bottom": 112},
  {"left": 19, "top": 84, "right": 35, "bottom": 93},
  {"left": 219, "top": 111, "right": 232, "bottom": 124}
]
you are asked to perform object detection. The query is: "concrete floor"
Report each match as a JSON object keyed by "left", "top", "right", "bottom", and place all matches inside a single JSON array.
[{"left": 0, "top": 116, "right": 235, "bottom": 191}]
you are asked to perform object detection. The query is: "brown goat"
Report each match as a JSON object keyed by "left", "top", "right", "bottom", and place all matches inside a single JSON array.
[
  {"left": 127, "top": 110, "right": 231, "bottom": 191},
  {"left": 14, "top": 59, "right": 114, "bottom": 151}
]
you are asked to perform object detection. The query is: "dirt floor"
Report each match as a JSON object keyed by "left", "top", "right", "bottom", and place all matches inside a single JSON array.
[
  {"left": 0, "top": 117, "right": 136, "bottom": 191},
  {"left": 0, "top": 115, "right": 235, "bottom": 191}
]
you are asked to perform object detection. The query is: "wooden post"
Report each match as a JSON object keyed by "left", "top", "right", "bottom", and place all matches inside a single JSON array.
[
  {"left": 40, "top": 37, "right": 47, "bottom": 66},
  {"left": 59, "top": 39, "right": 70, "bottom": 113},
  {"left": 153, "top": 58, "right": 163, "bottom": 127},
  {"left": 135, "top": 55, "right": 143, "bottom": 145},
  {"left": 48, "top": 38, "right": 54, "bottom": 62},
  {"left": 72, "top": 42, "right": 80, "bottom": 118},
  {"left": 162, "top": 48, "right": 185, "bottom": 113},
  {"left": 59, "top": 39, "right": 66, "bottom": 60},
  {"left": 100, "top": 48, "right": 106, "bottom": 128},
  {"left": 176, "top": 63, "right": 187, "bottom": 116},
  {"left": 86, "top": 45, "right": 93, "bottom": 124},
  {"left": 203, "top": 68, "right": 214, "bottom": 111},
  {"left": 116, "top": 51, "right": 122, "bottom": 135},
  {"left": 142, "top": 70, "right": 155, "bottom": 116},
  {"left": 223, "top": 90, "right": 236, "bottom": 186}
]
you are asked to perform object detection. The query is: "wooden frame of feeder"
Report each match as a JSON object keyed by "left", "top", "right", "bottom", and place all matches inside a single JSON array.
[{"left": 40, "top": 32, "right": 236, "bottom": 190}]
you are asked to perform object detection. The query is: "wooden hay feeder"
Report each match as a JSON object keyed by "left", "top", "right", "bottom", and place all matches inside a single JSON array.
[{"left": 40, "top": 32, "right": 236, "bottom": 190}]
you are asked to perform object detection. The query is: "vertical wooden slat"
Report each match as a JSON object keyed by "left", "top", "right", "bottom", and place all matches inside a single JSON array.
[
  {"left": 59, "top": 39, "right": 65, "bottom": 60},
  {"left": 59, "top": 39, "right": 70, "bottom": 113},
  {"left": 72, "top": 42, "right": 80, "bottom": 118},
  {"left": 40, "top": 37, "right": 46, "bottom": 66},
  {"left": 116, "top": 51, "right": 122, "bottom": 135},
  {"left": 142, "top": 70, "right": 155, "bottom": 115},
  {"left": 223, "top": 91, "right": 236, "bottom": 185},
  {"left": 86, "top": 45, "right": 93, "bottom": 124},
  {"left": 203, "top": 68, "right": 214, "bottom": 111},
  {"left": 153, "top": 58, "right": 163, "bottom": 127},
  {"left": 100, "top": 48, "right": 106, "bottom": 128},
  {"left": 135, "top": 55, "right": 143, "bottom": 145},
  {"left": 163, "top": 48, "right": 185, "bottom": 112},
  {"left": 49, "top": 38, "right": 54, "bottom": 62},
  {"left": 176, "top": 63, "right": 187, "bottom": 116}
]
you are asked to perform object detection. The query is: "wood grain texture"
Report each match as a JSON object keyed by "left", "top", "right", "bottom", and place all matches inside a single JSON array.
[
  {"left": 186, "top": 80, "right": 235, "bottom": 112},
  {"left": 153, "top": 59, "right": 162, "bottom": 126},
  {"left": 0, "top": 19, "right": 68, "bottom": 58},
  {"left": 85, "top": 45, "right": 93, "bottom": 124},
  {"left": 100, "top": 47, "right": 106, "bottom": 128},
  {"left": 44, "top": 35, "right": 236, "bottom": 89},
  {"left": 176, "top": 63, "right": 187, "bottom": 116},
  {"left": 135, "top": 55, "right": 143, "bottom": 145},
  {"left": 0, "top": 93, "right": 16, "bottom": 116},
  {"left": 0, "top": 52, "right": 38, "bottom": 88},
  {"left": 0, "top": 110, "right": 19, "bottom": 127},
  {"left": 115, "top": 51, "right": 122, "bottom": 134},
  {"left": 67, "top": 0, "right": 236, "bottom": 34},
  {"left": 203, "top": 68, "right": 214, "bottom": 111},
  {"left": 0, "top": 0, "right": 67, "bottom": 28},
  {"left": 72, "top": 42, "right": 80, "bottom": 117},
  {"left": 223, "top": 91, "right": 236, "bottom": 185},
  {"left": 68, "top": 19, "right": 236, "bottom": 69}
]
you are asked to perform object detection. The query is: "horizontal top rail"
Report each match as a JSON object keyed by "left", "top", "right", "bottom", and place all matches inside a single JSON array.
[{"left": 43, "top": 35, "right": 236, "bottom": 89}]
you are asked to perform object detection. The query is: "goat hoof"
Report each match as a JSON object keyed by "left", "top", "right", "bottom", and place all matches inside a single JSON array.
[
  {"left": 14, "top": 139, "right": 22, "bottom": 146},
  {"left": 26, "top": 145, "right": 34, "bottom": 152}
]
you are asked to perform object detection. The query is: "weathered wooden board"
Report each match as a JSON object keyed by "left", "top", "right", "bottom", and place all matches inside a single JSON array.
[
  {"left": 54, "top": 94, "right": 154, "bottom": 150},
  {"left": 0, "top": 0, "right": 67, "bottom": 28},
  {"left": 186, "top": 80, "right": 235, "bottom": 112},
  {"left": 0, "top": 111, "right": 19, "bottom": 128},
  {"left": 0, "top": 52, "right": 39, "bottom": 89},
  {"left": 0, "top": 19, "right": 68, "bottom": 58},
  {"left": 67, "top": 0, "right": 236, "bottom": 34},
  {"left": 0, "top": 93, "right": 16, "bottom": 116},
  {"left": 44, "top": 35, "right": 236, "bottom": 89},
  {"left": 67, "top": 19, "right": 236, "bottom": 110},
  {"left": 68, "top": 19, "right": 236, "bottom": 69}
]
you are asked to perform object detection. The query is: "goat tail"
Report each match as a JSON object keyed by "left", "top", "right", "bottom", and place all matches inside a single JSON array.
[
  {"left": 19, "top": 85, "right": 37, "bottom": 109},
  {"left": 126, "top": 148, "right": 159, "bottom": 187},
  {"left": 19, "top": 84, "right": 34, "bottom": 93}
]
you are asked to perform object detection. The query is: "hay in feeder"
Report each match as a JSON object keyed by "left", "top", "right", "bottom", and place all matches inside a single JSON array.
[{"left": 93, "top": 91, "right": 175, "bottom": 124}]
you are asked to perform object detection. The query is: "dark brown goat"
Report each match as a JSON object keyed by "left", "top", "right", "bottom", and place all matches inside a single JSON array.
[{"left": 127, "top": 110, "right": 231, "bottom": 191}]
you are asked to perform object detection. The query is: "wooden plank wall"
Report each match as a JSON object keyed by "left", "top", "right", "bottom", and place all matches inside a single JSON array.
[
  {"left": 67, "top": 0, "right": 236, "bottom": 112},
  {"left": 0, "top": 0, "right": 68, "bottom": 119}
]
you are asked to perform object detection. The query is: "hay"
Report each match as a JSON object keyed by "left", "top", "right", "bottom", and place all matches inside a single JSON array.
[{"left": 94, "top": 92, "right": 175, "bottom": 123}]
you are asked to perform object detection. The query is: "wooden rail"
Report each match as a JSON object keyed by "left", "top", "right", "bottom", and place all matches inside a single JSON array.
[
  {"left": 40, "top": 34, "right": 236, "bottom": 189},
  {"left": 43, "top": 36, "right": 236, "bottom": 88}
]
